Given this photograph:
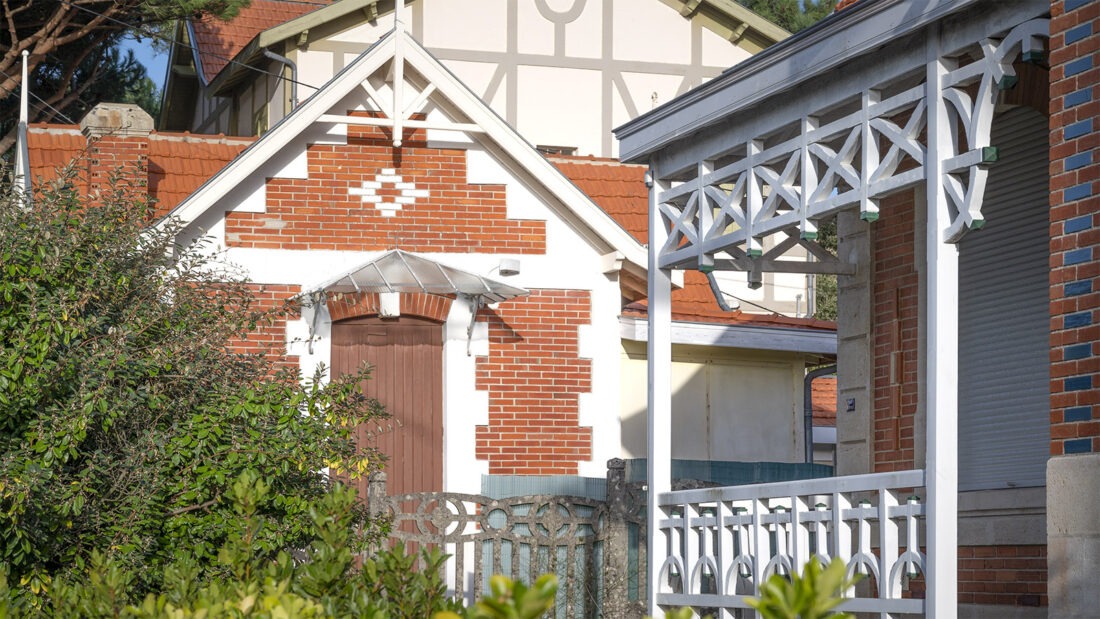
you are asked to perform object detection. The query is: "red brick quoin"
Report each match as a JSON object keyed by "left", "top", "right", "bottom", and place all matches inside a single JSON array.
[
  {"left": 225, "top": 121, "right": 546, "bottom": 254},
  {"left": 475, "top": 290, "right": 593, "bottom": 474},
  {"left": 1048, "top": 0, "right": 1100, "bottom": 456}
]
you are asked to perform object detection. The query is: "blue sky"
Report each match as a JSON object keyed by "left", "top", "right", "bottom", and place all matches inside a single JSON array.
[{"left": 121, "top": 36, "right": 169, "bottom": 91}]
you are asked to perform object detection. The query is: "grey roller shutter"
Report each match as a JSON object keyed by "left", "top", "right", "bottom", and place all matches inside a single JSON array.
[{"left": 957, "top": 106, "right": 1050, "bottom": 491}]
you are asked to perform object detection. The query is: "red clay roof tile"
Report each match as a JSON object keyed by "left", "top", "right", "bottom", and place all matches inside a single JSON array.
[
  {"left": 191, "top": 0, "right": 331, "bottom": 81},
  {"left": 27, "top": 126, "right": 252, "bottom": 217}
]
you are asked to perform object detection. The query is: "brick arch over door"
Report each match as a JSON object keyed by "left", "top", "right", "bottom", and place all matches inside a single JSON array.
[{"left": 331, "top": 314, "right": 444, "bottom": 496}]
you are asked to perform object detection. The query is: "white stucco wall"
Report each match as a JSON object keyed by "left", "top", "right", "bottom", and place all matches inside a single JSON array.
[{"left": 619, "top": 341, "right": 806, "bottom": 463}]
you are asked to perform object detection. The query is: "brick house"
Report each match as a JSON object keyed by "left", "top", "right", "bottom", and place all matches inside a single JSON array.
[
  {"left": 27, "top": 26, "right": 836, "bottom": 504},
  {"left": 617, "top": 0, "right": 1096, "bottom": 616}
]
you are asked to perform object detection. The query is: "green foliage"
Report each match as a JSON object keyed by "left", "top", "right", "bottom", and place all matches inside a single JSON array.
[
  {"left": 739, "top": 0, "right": 834, "bottom": 33},
  {"left": 0, "top": 472, "right": 479, "bottom": 618},
  {"left": 813, "top": 218, "right": 837, "bottom": 321},
  {"left": 1, "top": 1, "right": 250, "bottom": 150},
  {"left": 745, "top": 558, "right": 861, "bottom": 619},
  {"left": 435, "top": 574, "right": 558, "bottom": 619},
  {"left": 0, "top": 172, "right": 384, "bottom": 595},
  {"left": 29, "top": 44, "right": 163, "bottom": 124}
]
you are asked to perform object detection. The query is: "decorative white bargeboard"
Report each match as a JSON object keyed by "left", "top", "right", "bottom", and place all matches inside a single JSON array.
[{"left": 655, "top": 470, "right": 926, "bottom": 617}]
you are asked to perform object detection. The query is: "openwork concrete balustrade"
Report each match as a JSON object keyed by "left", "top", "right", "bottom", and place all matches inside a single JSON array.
[{"left": 655, "top": 469, "right": 927, "bottom": 618}]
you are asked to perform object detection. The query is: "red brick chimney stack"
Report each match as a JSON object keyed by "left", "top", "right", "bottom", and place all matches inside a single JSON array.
[{"left": 79, "top": 103, "right": 154, "bottom": 195}]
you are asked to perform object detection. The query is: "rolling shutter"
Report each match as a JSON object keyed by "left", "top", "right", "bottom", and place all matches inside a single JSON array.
[{"left": 958, "top": 106, "right": 1050, "bottom": 491}]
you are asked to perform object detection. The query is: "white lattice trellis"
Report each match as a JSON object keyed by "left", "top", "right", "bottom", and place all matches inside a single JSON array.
[{"left": 654, "top": 18, "right": 1049, "bottom": 273}]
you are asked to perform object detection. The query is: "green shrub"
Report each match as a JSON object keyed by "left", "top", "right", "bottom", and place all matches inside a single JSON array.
[
  {"left": 746, "top": 557, "right": 860, "bottom": 619},
  {"left": 0, "top": 471, "right": 557, "bottom": 618},
  {"left": 0, "top": 169, "right": 384, "bottom": 594}
]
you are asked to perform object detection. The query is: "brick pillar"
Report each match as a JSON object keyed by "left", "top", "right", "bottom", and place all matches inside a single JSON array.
[
  {"left": 79, "top": 103, "right": 154, "bottom": 195},
  {"left": 1047, "top": 1, "right": 1099, "bottom": 617}
]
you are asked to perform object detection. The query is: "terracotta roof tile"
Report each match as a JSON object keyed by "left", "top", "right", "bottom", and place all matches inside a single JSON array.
[
  {"left": 27, "top": 126, "right": 252, "bottom": 216},
  {"left": 191, "top": 0, "right": 331, "bottom": 81},
  {"left": 551, "top": 155, "right": 836, "bottom": 333},
  {"left": 147, "top": 135, "right": 253, "bottom": 213}
]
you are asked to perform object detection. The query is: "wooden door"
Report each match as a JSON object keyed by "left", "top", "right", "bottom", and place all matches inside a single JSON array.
[{"left": 332, "top": 315, "right": 444, "bottom": 497}]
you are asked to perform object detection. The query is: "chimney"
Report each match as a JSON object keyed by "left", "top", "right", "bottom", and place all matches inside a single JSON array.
[{"left": 79, "top": 102, "right": 154, "bottom": 195}]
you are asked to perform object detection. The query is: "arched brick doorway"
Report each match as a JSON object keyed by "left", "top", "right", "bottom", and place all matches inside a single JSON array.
[{"left": 331, "top": 315, "right": 444, "bottom": 496}]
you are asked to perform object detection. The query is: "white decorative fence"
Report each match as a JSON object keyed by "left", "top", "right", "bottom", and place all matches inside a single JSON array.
[{"left": 655, "top": 470, "right": 927, "bottom": 618}]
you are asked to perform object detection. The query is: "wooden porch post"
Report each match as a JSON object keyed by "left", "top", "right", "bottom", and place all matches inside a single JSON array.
[
  {"left": 646, "top": 162, "right": 672, "bottom": 618},
  {"left": 924, "top": 44, "right": 959, "bottom": 619}
]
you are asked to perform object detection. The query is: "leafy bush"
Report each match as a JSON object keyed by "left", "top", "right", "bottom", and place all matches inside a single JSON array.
[
  {"left": 0, "top": 472, "right": 557, "bottom": 618},
  {"left": 0, "top": 170, "right": 384, "bottom": 594},
  {"left": 746, "top": 557, "right": 860, "bottom": 619}
]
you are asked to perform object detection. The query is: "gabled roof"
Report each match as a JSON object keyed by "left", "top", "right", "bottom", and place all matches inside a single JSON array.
[
  {"left": 189, "top": 0, "right": 786, "bottom": 86},
  {"left": 164, "top": 29, "right": 648, "bottom": 276},
  {"left": 190, "top": 0, "right": 336, "bottom": 84}
]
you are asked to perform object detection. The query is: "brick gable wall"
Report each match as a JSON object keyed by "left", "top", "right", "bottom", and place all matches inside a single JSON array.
[
  {"left": 475, "top": 290, "right": 593, "bottom": 474},
  {"left": 230, "top": 283, "right": 300, "bottom": 371},
  {"left": 224, "top": 122, "right": 546, "bottom": 253},
  {"left": 1049, "top": 0, "right": 1099, "bottom": 456}
]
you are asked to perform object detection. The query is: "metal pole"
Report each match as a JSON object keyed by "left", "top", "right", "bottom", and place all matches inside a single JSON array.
[{"left": 646, "top": 163, "right": 672, "bottom": 617}]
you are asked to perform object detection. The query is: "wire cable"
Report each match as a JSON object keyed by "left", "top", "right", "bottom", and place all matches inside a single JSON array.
[
  {"left": 60, "top": 0, "right": 323, "bottom": 94},
  {"left": 0, "top": 66, "right": 79, "bottom": 125}
]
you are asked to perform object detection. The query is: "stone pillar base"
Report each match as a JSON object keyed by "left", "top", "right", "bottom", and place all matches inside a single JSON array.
[{"left": 1047, "top": 453, "right": 1100, "bottom": 618}]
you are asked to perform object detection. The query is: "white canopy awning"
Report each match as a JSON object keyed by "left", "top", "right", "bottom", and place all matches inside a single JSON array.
[{"left": 309, "top": 249, "right": 529, "bottom": 304}]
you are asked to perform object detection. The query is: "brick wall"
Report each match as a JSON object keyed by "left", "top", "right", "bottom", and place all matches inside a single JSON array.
[
  {"left": 225, "top": 121, "right": 546, "bottom": 253},
  {"left": 871, "top": 191, "right": 920, "bottom": 472},
  {"left": 1049, "top": 0, "right": 1099, "bottom": 456},
  {"left": 229, "top": 283, "right": 299, "bottom": 370},
  {"left": 475, "top": 290, "right": 593, "bottom": 474},
  {"left": 87, "top": 135, "right": 149, "bottom": 196},
  {"left": 958, "top": 545, "right": 1047, "bottom": 607}
]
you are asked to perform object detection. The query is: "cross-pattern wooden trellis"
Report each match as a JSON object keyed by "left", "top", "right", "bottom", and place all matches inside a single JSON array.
[{"left": 653, "top": 18, "right": 1049, "bottom": 276}]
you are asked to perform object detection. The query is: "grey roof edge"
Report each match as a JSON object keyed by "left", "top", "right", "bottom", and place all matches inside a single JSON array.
[
  {"left": 614, "top": 0, "right": 983, "bottom": 162},
  {"left": 207, "top": 0, "right": 378, "bottom": 94},
  {"left": 620, "top": 315, "right": 837, "bottom": 355}
]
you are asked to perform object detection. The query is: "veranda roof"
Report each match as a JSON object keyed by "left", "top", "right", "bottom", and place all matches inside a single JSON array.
[{"left": 308, "top": 249, "right": 528, "bottom": 304}]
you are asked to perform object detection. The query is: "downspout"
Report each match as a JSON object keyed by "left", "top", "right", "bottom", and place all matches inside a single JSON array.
[
  {"left": 706, "top": 272, "right": 733, "bottom": 311},
  {"left": 263, "top": 49, "right": 298, "bottom": 111},
  {"left": 803, "top": 364, "right": 837, "bottom": 464}
]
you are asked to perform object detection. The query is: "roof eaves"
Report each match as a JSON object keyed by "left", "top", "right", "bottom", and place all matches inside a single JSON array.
[
  {"left": 695, "top": 0, "right": 790, "bottom": 47},
  {"left": 207, "top": 0, "right": 378, "bottom": 95},
  {"left": 185, "top": 20, "right": 209, "bottom": 86},
  {"left": 615, "top": 0, "right": 983, "bottom": 161}
]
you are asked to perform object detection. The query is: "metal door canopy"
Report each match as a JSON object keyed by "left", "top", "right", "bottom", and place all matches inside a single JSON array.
[{"left": 308, "top": 249, "right": 529, "bottom": 303}]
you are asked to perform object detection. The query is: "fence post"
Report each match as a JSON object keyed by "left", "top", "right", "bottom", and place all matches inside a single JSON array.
[
  {"left": 368, "top": 471, "right": 387, "bottom": 514},
  {"left": 605, "top": 458, "right": 631, "bottom": 619}
]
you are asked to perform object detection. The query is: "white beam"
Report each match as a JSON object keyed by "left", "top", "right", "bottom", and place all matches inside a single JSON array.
[
  {"left": 924, "top": 46, "right": 959, "bottom": 619},
  {"left": 647, "top": 164, "right": 672, "bottom": 618},
  {"left": 316, "top": 113, "right": 484, "bottom": 133}
]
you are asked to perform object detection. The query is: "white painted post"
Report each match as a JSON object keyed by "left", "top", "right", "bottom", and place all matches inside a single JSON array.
[
  {"left": 924, "top": 47, "right": 959, "bottom": 619},
  {"left": 392, "top": 0, "right": 405, "bottom": 147},
  {"left": 647, "top": 162, "right": 672, "bottom": 618}
]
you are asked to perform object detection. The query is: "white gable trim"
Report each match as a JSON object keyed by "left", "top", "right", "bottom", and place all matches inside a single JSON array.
[{"left": 162, "top": 29, "right": 648, "bottom": 274}]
